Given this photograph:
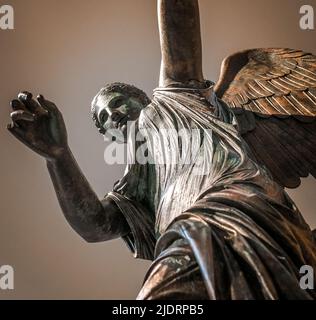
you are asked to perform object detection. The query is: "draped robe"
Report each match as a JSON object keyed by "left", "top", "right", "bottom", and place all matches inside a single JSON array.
[{"left": 107, "top": 84, "right": 316, "bottom": 300}]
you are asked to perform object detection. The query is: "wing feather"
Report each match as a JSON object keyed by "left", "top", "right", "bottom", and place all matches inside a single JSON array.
[{"left": 214, "top": 48, "right": 316, "bottom": 188}]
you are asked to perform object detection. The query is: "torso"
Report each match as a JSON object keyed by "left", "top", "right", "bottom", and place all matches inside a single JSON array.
[{"left": 131, "top": 87, "right": 284, "bottom": 235}]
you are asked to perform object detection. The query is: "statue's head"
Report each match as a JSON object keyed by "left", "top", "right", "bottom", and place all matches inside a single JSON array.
[{"left": 91, "top": 82, "right": 150, "bottom": 141}]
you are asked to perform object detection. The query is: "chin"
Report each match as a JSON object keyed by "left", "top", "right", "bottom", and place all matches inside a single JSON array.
[
  {"left": 106, "top": 131, "right": 127, "bottom": 144},
  {"left": 115, "top": 134, "right": 127, "bottom": 144}
]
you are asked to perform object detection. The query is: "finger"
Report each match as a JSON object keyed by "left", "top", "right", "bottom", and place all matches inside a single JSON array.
[
  {"left": 37, "top": 94, "right": 58, "bottom": 114},
  {"left": 10, "top": 110, "right": 35, "bottom": 123},
  {"left": 18, "top": 91, "right": 32, "bottom": 101},
  {"left": 7, "top": 122, "right": 38, "bottom": 152},
  {"left": 11, "top": 99, "right": 26, "bottom": 111},
  {"left": 7, "top": 122, "right": 27, "bottom": 140},
  {"left": 18, "top": 91, "right": 46, "bottom": 115}
]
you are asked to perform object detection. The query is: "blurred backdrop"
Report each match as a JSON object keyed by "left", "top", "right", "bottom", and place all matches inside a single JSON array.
[{"left": 0, "top": 0, "right": 315, "bottom": 299}]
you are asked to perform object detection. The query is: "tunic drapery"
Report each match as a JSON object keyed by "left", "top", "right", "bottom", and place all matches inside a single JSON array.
[{"left": 107, "top": 84, "right": 316, "bottom": 299}]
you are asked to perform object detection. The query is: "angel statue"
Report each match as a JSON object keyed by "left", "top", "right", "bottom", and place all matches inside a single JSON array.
[{"left": 7, "top": 0, "right": 316, "bottom": 299}]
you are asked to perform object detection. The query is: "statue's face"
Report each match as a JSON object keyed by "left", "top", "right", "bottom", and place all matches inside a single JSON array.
[{"left": 93, "top": 91, "right": 144, "bottom": 141}]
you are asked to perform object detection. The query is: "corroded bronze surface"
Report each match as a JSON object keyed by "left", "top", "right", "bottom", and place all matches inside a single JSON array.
[{"left": 7, "top": 0, "right": 316, "bottom": 299}]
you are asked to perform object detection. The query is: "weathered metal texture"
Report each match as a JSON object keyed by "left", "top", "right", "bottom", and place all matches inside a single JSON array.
[
  {"left": 214, "top": 48, "right": 316, "bottom": 188},
  {"left": 7, "top": 0, "right": 316, "bottom": 300}
]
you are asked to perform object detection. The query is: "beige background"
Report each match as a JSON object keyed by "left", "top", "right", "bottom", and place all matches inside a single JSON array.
[{"left": 0, "top": 0, "right": 315, "bottom": 299}]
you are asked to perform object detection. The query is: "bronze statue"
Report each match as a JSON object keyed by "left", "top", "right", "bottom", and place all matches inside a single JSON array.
[{"left": 7, "top": 0, "right": 316, "bottom": 299}]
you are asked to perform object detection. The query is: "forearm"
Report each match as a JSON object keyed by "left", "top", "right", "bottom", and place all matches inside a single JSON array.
[
  {"left": 46, "top": 148, "right": 129, "bottom": 242},
  {"left": 158, "top": 0, "right": 204, "bottom": 87}
]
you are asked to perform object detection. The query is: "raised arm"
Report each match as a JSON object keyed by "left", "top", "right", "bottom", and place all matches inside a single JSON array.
[
  {"left": 158, "top": 0, "right": 205, "bottom": 88},
  {"left": 7, "top": 92, "right": 129, "bottom": 243}
]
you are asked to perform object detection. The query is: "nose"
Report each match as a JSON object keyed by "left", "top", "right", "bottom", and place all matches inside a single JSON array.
[{"left": 110, "top": 111, "right": 122, "bottom": 122}]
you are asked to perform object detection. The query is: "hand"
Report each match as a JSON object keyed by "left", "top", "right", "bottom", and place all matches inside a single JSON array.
[{"left": 7, "top": 91, "right": 68, "bottom": 161}]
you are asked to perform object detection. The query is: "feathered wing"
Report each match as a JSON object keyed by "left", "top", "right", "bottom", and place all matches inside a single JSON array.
[{"left": 214, "top": 48, "right": 316, "bottom": 188}]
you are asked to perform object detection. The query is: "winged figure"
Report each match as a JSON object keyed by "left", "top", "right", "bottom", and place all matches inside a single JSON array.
[{"left": 7, "top": 1, "right": 316, "bottom": 299}]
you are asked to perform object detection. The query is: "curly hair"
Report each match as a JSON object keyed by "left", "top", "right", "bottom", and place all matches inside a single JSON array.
[{"left": 91, "top": 82, "right": 151, "bottom": 133}]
